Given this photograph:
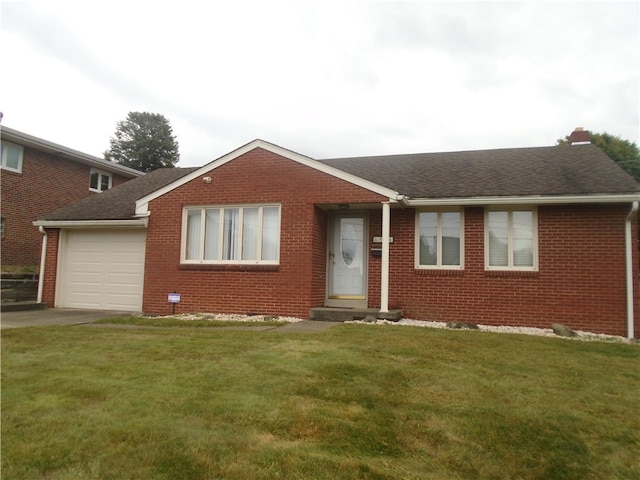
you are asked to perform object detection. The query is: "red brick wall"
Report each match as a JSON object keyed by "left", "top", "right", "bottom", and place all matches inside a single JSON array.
[
  {"left": 40, "top": 228, "right": 60, "bottom": 306},
  {"left": 142, "top": 148, "right": 385, "bottom": 317},
  {"left": 311, "top": 206, "right": 328, "bottom": 307},
  {"left": 1, "top": 146, "right": 131, "bottom": 268},
  {"left": 380, "top": 204, "right": 637, "bottom": 337}
]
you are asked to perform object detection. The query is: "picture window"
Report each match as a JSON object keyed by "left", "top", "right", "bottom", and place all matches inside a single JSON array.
[{"left": 182, "top": 205, "right": 280, "bottom": 264}]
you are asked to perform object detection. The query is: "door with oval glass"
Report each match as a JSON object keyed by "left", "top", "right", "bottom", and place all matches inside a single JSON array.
[{"left": 326, "top": 212, "right": 367, "bottom": 308}]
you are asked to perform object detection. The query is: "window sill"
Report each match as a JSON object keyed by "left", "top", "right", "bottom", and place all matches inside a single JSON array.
[
  {"left": 415, "top": 268, "right": 464, "bottom": 276},
  {"left": 1, "top": 167, "right": 22, "bottom": 174},
  {"left": 179, "top": 263, "right": 280, "bottom": 272}
]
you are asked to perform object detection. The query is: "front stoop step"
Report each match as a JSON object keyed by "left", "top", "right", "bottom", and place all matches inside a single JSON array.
[{"left": 309, "top": 307, "right": 403, "bottom": 322}]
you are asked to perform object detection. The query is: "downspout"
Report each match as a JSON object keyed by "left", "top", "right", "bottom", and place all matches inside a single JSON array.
[
  {"left": 625, "top": 201, "right": 638, "bottom": 339},
  {"left": 380, "top": 201, "right": 391, "bottom": 313},
  {"left": 37, "top": 226, "right": 47, "bottom": 304}
]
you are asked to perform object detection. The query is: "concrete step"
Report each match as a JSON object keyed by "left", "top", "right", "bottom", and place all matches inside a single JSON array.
[
  {"left": 1, "top": 301, "right": 48, "bottom": 312},
  {"left": 309, "top": 307, "right": 402, "bottom": 322}
]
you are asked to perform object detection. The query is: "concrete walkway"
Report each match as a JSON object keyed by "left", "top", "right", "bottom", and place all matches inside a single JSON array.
[
  {"left": 1, "top": 308, "right": 131, "bottom": 329},
  {"left": 1, "top": 308, "right": 341, "bottom": 333}
]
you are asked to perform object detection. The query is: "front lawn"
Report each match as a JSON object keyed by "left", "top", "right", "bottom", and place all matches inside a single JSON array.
[{"left": 2, "top": 320, "right": 639, "bottom": 479}]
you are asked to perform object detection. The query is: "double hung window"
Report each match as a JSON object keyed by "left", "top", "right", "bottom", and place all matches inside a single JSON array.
[
  {"left": 89, "top": 169, "right": 112, "bottom": 192},
  {"left": 1, "top": 141, "right": 23, "bottom": 173},
  {"left": 486, "top": 208, "right": 537, "bottom": 270},
  {"left": 416, "top": 210, "right": 463, "bottom": 268},
  {"left": 182, "top": 205, "right": 280, "bottom": 264}
]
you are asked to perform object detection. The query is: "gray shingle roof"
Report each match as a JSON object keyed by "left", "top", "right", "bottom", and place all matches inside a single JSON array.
[
  {"left": 319, "top": 144, "right": 640, "bottom": 199},
  {"left": 39, "top": 143, "right": 639, "bottom": 222},
  {"left": 41, "top": 167, "right": 197, "bottom": 221}
]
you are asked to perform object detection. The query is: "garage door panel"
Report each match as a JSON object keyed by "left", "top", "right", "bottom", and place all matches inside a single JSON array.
[
  {"left": 70, "top": 258, "right": 104, "bottom": 268},
  {"left": 111, "top": 253, "right": 144, "bottom": 264},
  {"left": 67, "top": 293, "right": 103, "bottom": 308},
  {"left": 108, "top": 263, "right": 143, "bottom": 274},
  {"left": 106, "top": 280, "right": 141, "bottom": 293},
  {"left": 68, "top": 281, "right": 102, "bottom": 292},
  {"left": 61, "top": 230, "right": 146, "bottom": 311},
  {"left": 68, "top": 272, "right": 102, "bottom": 284},
  {"left": 107, "top": 274, "right": 143, "bottom": 286},
  {"left": 105, "top": 295, "right": 143, "bottom": 310}
]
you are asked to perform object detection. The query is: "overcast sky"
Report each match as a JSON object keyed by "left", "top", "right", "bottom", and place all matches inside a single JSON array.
[{"left": 1, "top": 1, "right": 638, "bottom": 167}]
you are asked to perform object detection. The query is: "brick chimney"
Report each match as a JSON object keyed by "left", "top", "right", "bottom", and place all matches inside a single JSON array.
[{"left": 568, "top": 127, "right": 591, "bottom": 145}]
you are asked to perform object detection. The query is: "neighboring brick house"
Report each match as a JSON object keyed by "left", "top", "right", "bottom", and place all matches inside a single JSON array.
[
  {"left": 35, "top": 131, "right": 640, "bottom": 337},
  {"left": 1, "top": 126, "right": 142, "bottom": 269}
]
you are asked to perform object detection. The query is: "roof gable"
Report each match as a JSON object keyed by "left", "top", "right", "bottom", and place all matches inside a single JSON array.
[{"left": 134, "top": 139, "right": 401, "bottom": 215}]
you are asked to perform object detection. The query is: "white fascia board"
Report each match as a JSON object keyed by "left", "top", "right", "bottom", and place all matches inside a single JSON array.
[
  {"left": 405, "top": 193, "right": 640, "bottom": 207},
  {"left": 135, "top": 139, "right": 400, "bottom": 215},
  {"left": 1, "top": 126, "right": 142, "bottom": 178},
  {"left": 33, "top": 219, "right": 149, "bottom": 228}
]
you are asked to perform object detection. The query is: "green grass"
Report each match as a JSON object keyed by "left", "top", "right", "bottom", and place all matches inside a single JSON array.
[{"left": 2, "top": 321, "right": 639, "bottom": 479}]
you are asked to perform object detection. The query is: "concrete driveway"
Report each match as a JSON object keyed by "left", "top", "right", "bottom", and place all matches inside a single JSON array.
[{"left": 1, "top": 308, "right": 132, "bottom": 329}]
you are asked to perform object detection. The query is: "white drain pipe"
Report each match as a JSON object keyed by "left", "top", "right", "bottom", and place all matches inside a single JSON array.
[
  {"left": 37, "top": 226, "right": 47, "bottom": 304},
  {"left": 380, "top": 201, "right": 390, "bottom": 313},
  {"left": 625, "top": 201, "right": 638, "bottom": 339}
]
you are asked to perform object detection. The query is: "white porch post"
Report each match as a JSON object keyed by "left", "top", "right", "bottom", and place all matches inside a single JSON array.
[{"left": 380, "top": 201, "right": 391, "bottom": 313}]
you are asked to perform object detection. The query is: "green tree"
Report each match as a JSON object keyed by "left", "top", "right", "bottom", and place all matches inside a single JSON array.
[
  {"left": 558, "top": 131, "right": 640, "bottom": 182},
  {"left": 104, "top": 112, "right": 180, "bottom": 172}
]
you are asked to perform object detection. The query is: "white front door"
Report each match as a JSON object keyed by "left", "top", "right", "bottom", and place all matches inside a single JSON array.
[{"left": 326, "top": 213, "right": 367, "bottom": 308}]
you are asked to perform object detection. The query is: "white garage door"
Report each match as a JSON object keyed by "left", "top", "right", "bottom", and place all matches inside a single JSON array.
[{"left": 60, "top": 229, "right": 146, "bottom": 311}]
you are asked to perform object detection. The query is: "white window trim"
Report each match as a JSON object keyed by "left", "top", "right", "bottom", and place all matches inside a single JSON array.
[
  {"left": 181, "top": 204, "right": 281, "bottom": 265},
  {"left": 415, "top": 208, "right": 465, "bottom": 269},
  {"left": 89, "top": 168, "right": 112, "bottom": 192},
  {"left": 484, "top": 206, "right": 538, "bottom": 271},
  {"left": 1, "top": 140, "right": 24, "bottom": 173}
]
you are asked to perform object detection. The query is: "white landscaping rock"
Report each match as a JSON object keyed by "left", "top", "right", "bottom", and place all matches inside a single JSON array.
[
  {"left": 147, "top": 313, "right": 305, "bottom": 323},
  {"left": 346, "top": 318, "right": 632, "bottom": 344}
]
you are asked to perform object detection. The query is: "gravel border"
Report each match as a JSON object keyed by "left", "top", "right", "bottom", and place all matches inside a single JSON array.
[
  {"left": 347, "top": 318, "right": 635, "bottom": 344},
  {"left": 146, "top": 313, "right": 305, "bottom": 323},
  {"left": 148, "top": 313, "right": 635, "bottom": 344}
]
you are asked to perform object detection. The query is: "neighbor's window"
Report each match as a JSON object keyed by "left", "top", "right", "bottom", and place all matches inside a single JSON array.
[
  {"left": 89, "top": 169, "right": 112, "bottom": 192},
  {"left": 1, "top": 141, "right": 23, "bottom": 173},
  {"left": 182, "top": 205, "right": 280, "bottom": 264},
  {"left": 416, "top": 210, "right": 463, "bottom": 268},
  {"left": 486, "top": 208, "right": 537, "bottom": 270}
]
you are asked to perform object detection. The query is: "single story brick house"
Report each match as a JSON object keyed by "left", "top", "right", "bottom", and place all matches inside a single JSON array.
[{"left": 35, "top": 131, "right": 640, "bottom": 337}]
